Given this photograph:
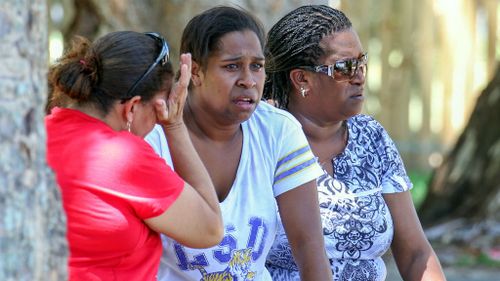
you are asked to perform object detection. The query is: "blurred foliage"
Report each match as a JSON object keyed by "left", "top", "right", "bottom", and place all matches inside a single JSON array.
[
  {"left": 408, "top": 170, "right": 431, "bottom": 209},
  {"left": 456, "top": 251, "right": 500, "bottom": 268}
]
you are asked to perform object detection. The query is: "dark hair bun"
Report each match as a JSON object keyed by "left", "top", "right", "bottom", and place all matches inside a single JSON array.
[{"left": 49, "top": 36, "right": 100, "bottom": 102}]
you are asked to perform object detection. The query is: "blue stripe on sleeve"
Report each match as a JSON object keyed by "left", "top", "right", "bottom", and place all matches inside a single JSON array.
[
  {"left": 276, "top": 146, "right": 310, "bottom": 167},
  {"left": 274, "top": 158, "right": 318, "bottom": 184}
]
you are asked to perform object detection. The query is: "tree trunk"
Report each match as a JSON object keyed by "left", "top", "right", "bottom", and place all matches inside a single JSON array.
[
  {"left": 0, "top": 1, "right": 67, "bottom": 280},
  {"left": 419, "top": 65, "right": 500, "bottom": 226},
  {"left": 58, "top": 0, "right": 328, "bottom": 64}
]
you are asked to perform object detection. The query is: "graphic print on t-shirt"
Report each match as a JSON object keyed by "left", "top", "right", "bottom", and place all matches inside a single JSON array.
[{"left": 173, "top": 217, "right": 268, "bottom": 280}]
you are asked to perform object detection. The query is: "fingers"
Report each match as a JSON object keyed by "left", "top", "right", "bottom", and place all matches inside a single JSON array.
[
  {"left": 177, "top": 53, "right": 192, "bottom": 88},
  {"left": 154, "top": 99, "right": 168, "bottom": 122},
  {"left": 169, "top": 53, "right": 191, "bottom": 102},
  {"left": 158, "top": 53, "right": 191, "bottom": 127},
  {"left": 168, "top": 54, "right": 189, "bottom": 114}
]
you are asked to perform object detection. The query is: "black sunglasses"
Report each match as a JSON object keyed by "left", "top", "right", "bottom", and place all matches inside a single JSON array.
[
  {"left": 123, "top": 32, "right": 170, "bottom": 101},
  {"left": 300, "top": 52, "right": 368, "bottom": 82}
]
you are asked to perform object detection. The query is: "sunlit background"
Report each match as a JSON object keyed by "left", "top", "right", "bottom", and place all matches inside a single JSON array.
[{"left": 47, "top": 0, "right": 500, "bottom": 200}]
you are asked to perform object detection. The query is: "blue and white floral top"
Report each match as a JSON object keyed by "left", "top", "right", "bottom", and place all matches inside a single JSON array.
[{"left": 266, "top": 114, "right": 413, "bottom": 281}]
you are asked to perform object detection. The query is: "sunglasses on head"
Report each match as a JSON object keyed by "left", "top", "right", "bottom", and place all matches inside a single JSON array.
[
  {"left": 123, "top": 32, "right": 170, "bottom": 100},
  {"left": 300, "top": 52, "right": 368, "bottom": 82}
]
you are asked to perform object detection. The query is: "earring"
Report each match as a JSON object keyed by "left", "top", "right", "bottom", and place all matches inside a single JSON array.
[
  {"left": 300, "top": 87, "right": 308, "bottom": 98},
  {"left": 126, "top": 121, "right": 131, "bottom": 133}
]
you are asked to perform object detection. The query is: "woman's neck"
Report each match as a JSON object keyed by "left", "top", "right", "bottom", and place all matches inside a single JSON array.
[
  {"left": 69, "top": 102, "right": 124, "bottom": 132},
  {"left": 290, "top": 109, "right": 348, "bottom": 175},
  {"left": 184, "top": 100, "right": 241, "bottom": 143},
  {"left": 289, "top": 109, "right": 345, "bottom": 143}
]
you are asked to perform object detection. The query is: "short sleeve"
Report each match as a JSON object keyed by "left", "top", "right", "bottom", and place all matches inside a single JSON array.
[
  {"left": 374, "top": 122, "right": 413, "bottom": 193},
  {"left": 272, "top": 114, "right": 323, "bottom": 196}
]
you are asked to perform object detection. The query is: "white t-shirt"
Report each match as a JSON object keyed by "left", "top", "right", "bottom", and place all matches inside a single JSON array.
[{"left": 145, "top": 102, "right": 323, "bottom": 281}]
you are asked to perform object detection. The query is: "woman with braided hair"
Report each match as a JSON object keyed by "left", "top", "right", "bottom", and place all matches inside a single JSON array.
[
  {"left": 264, "top": 5, "right": 446, "bottom": 281},
  {"left": 46, "top": 31, "right": 223, "bottom": 280}
]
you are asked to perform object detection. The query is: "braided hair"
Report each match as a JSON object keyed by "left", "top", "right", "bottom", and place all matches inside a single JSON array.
[{"left": 264, "top": 5, "right": 352, "bottom": 109}]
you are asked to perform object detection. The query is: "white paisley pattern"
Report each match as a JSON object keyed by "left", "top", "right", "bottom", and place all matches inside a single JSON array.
[{"left": 266, "top": 114, "right": 412, "bottom": 281}]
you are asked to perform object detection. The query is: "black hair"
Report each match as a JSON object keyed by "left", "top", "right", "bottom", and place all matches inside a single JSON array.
[
  {"left": 180, "top": 6, "right": 265, "bottom": 70},
  {"left": 47, "top": 31, "right": 174, "bottom": 114},
  {"left": 264, "top": 5, "right": 352, "bottom": 109}
]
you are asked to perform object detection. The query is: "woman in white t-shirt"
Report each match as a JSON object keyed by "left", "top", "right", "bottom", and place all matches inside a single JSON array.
[{"left": 146, "top": 6, "right": 332, "bottom": 281}]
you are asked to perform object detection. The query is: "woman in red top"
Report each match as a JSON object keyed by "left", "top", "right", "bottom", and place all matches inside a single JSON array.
[{"left": 46, "top": 31, "right": 223, "bottom": 280}]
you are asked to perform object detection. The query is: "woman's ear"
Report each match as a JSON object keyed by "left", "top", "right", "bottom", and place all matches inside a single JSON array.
[
  {"left": 190, "top": 61, "right": 202, "bottom": 87},
  {"left": 123, "top": 95, "right": 142, "bottom": 122},
  {"left": 290, "top": 69, "right": 309, "bottom": 95}
]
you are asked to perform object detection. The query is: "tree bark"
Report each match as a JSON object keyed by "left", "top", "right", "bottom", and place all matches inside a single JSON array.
[
  {"left": 0, "top": 1, "right": 67, "bottom": 280},
  {"left": 59, "top": 0, "right": 328, "bottom": 64},
  {"left": 419, "top": 65, "right": 500, "bottom": 226}
]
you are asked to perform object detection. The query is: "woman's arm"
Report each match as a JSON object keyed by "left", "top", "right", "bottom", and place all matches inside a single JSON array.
[
  {"left": 385, "top": 191, "right": 446, "bottom": 281},
  {"left": 277, "top": 180, "right": 332, "bottom": 281},
  {"left": 145, "top": 53, "right": 223, "bottom": 248}
]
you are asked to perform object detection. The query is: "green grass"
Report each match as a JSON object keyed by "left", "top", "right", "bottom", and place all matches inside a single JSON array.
[
  {"left": 407, "top": 170, "right": 431, "bottom": 209},
  {"left": 456, "top": 252, "right": 500, "bottom": 268},
  {"left": 477, "top": 252, "right": 500, "bottom": 267}
]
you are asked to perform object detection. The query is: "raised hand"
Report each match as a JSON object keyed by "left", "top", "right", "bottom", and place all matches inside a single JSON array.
[{"left": 154, "top": 53, "right": 192, "bottom": 128}]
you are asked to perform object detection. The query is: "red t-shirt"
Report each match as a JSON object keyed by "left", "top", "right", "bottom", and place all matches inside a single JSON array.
[{"left": 46, "top": 107, "right": 184, "bottom": 280}]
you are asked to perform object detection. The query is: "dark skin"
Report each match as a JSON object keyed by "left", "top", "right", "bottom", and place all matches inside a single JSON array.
[
  {"left": 303, "top": 120, "right": 347, "bottom": 176},
  {"left": 184, "top": 103, "right": 243, "bottom": 200},
  {"left": 184, "top": 30, "right": 262, "bottom": 201},
  {"left": 288, "top": 29, "right": 446, "bottom": 281},
  {"left": 185, "top": 30, "right": 332, "bottom": 280},
  {"left": 289, "top": 31, "right": 364, "bottom": 177}
]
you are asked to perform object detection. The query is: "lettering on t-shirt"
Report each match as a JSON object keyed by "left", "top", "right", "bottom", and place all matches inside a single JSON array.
[{"left": 173, "top": 216, "right": 268, "bottom": 279}]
